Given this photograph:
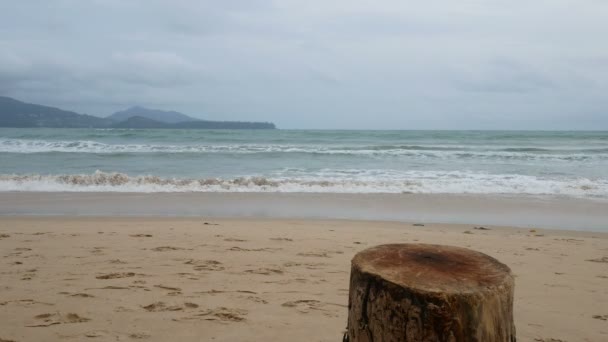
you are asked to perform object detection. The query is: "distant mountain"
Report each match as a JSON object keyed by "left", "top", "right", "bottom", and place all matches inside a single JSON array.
[
  {"left": 107, "top": 106, "right": 197, "bottom": 124},
  {"left": 111, "top": 116, "right": 276, "bottom": 129},
  {"left": 0, "top": 96, "right": 276, "bottom": 129},
  {"left": 172, "top": 120, "right": 275, "bottom": 129},
  {"left": 110, "top": 116, "right": 169, "bottom": 129},
  {"left": 0, "top": 96, "right": 112, "bottom": 128}
]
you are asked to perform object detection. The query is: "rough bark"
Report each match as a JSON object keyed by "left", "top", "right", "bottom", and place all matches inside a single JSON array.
[{"left": 345, "top": 244, "right": 515, "bottom": 342}]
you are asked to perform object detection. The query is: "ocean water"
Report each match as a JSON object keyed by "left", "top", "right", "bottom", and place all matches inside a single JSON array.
[{"left": 0, "top": 128, "right": 607, "bottom": 198}]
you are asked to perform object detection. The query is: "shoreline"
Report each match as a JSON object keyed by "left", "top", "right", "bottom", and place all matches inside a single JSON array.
[
  {"left": 2, "top": 215, "right": 607, "bottom": 238},
  {"left": 1, "top": 192, "right": 607, "bottom": 231}
]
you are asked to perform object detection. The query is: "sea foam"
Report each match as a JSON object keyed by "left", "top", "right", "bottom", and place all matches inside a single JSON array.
[{"left": 0, "top": 170, "right": 606, "bottom": 198}]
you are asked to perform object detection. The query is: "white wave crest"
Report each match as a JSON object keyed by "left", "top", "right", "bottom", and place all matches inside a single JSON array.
[
  {"left": 0, "top": 170, "right": 606, "bottom": 198},
  {"left": 1, "top": 138, "right": 606, "bottom": 161}
]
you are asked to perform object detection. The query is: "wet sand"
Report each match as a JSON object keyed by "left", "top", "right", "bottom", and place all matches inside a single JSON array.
[
  {"left": 1, "top": 192, "right": 607, "bottom": 231},
  {"left": 1, "top": 217, "right": 607, "bottom": 341}
]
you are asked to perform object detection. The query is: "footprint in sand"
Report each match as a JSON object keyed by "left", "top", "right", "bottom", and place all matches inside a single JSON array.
[
  {"left": 63, "top": 330, "right": 150, "bottom": 340},
  {"left": 185, "top": 259, "right": 225, "bottom": 271},
  {"left": 7, "top": 248, "right": 31, "bottom": 258},
  {"left": 87, "top": 286, "right": 130, "bottom": 290},
  {"left": 0, "top": 234, "right": 10, "bottom": 239},
  {"left": 296, "top": 249, "right": 343, "bottom": 258},
  {"left": 244, "top": 268, "right": 284, "bottom": 275},
  {"left": 177, "top": 307, "right": 247, "bottom": 322},
  {"left": 0, "top": 299, "right": 53, "bottom": 307},
  {"left": 130, "top": 234, "right": 153, "bottom": 238},
  {"left": 228, "top": 247, "right": 280, "bottom": 252},
  {"left": 281, "top": 300, "right": 341, "bottom": 317},
  {"left": 142, "top": 302, "right": 183, "bottom": 312},
  {"left": 90, "top": 247, "right": 107, "bottom": 255},
  {"left": 265, "top": 278, "right": 327, "bottom": 285},
  {"left": 27, "top": 312, "right": 90, "bottom": 327},
  {"left": 96, "top": 272, "right": 135, "bottom": 279},
  {"left": 128, "top": 332, "right": 151, "bottom": 339},
  {"left": 81, "top": 331, "right": 109, "bottom": 339},
  {"left": 195, "top": 289, "right": 257, "bottom": 296},
  {"left": 240, "top": 295, "right": 268, "bottom": 304},
  {"left": 176, "top": 272, "right": 199, "bottom": 280},
  {"left": 592, "top": 314, "right": 607, "bottom": 321},
  {"left": 282, "top": 299, "right": 322, "bottom": 311},
  {"left": 21, "top": 269, "right": 37, "bottom": 281},
  {"left": 108, "top": 259, "right": 128, "bottom": 264},
  {"left": 270, "top": 237, "right": 293, "bottom": 242},
  {"left": 586, "top": 256, "right": 608, "bottom": 263},
  {"left": 151, "top": 246, "right": 185, "bottom": 252},
  {"left": 142, "top": 301, "right": 198, "bottom": 312},
  {"left": 154, "top": 285, "right": 182, "bottom": 295},
  {"left": 283, "top": 261, "right": 327, "bottom": 270},
  {"left": 297, "top": 252, "right": 331, "bottom": 258},
  {"left": 201, "top": 307, "right": 247, "bottom": 322},
  {"left": 69, "top": 293, "right": 95, "bottom": 298}
]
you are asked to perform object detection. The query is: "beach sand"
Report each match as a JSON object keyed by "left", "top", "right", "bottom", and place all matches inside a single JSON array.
[{"left": 0, "top": 217, "right": 607, "bottom": 342}]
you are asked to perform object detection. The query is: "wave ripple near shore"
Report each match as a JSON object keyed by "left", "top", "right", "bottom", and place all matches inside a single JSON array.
[{"left": 1, "top": 170, "right": 606, "bottom": 198}]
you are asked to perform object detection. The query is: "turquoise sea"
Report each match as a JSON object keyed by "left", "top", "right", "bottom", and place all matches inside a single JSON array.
[{"left": 0, "top": 128, "right": 607, "bottom": 198}]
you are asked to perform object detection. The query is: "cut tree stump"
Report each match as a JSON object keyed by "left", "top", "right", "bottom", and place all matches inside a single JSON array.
[{"left": 345, "top": 244, "right": 515, "bottom": 342}]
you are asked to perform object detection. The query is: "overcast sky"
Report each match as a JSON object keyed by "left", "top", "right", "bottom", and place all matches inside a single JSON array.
[{"left": 1, "top": 0, "right": 607, "bottom": 129}]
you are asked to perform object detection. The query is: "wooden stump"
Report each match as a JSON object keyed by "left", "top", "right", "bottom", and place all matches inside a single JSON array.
[{"left": 345, "top": 244, "right": 515, "bottom": 342}]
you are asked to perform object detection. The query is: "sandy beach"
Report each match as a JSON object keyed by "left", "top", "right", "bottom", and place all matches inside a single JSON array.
[
  {"left": 2, "top": 0, "right": 608, "bottom": 340},
  {"left": 1, "top": 216, "right": 606, "bottom": 342}
]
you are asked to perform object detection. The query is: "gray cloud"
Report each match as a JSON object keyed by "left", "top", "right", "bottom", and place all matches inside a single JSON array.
[{"left": 0, "top": 0, "right": 607, "bottom": 129}]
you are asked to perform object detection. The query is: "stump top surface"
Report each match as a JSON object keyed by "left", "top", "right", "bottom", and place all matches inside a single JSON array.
[{"left": 352, "top": 243, "right": 512, "bottom": 294}]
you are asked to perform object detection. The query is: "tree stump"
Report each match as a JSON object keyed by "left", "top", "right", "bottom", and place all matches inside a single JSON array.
[{"left": 345, "top": 244, "right": 515, "bottom": 342}]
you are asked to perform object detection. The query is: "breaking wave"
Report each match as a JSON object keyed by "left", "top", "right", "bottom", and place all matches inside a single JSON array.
[
  {"left": 1, "top": 138, "right": 606, "bottom": 161},
  {"left": 1, "top": 170, "right": 606, "bottom": 198}
]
